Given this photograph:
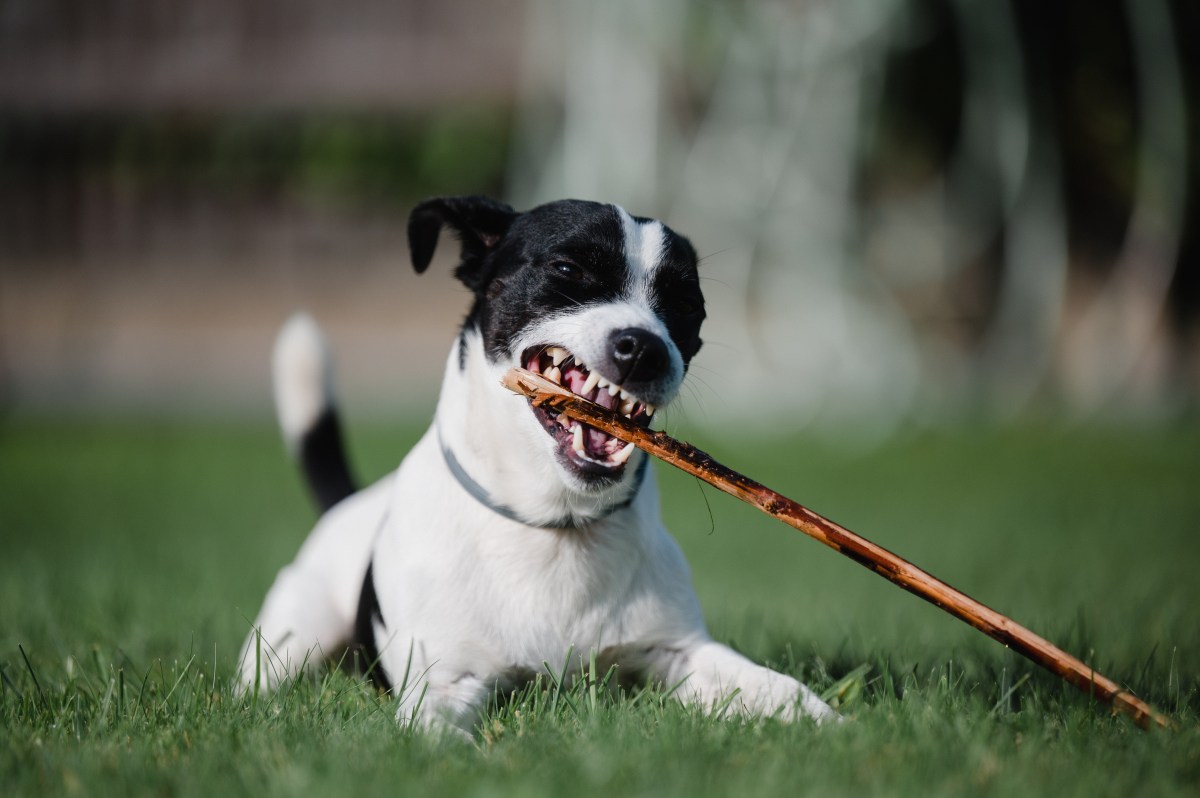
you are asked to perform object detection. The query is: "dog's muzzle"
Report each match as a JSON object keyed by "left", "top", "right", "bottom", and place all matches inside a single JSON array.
[{"left": 520, "top": 341, "right": 663, "bottom": 480}]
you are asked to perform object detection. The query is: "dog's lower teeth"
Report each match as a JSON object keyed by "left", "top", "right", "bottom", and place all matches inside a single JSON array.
[
  {"left": 611, "top": 442, "right": 636, "bottom": 465},
  {"left": 527, "top": 345, "right": 654, "bottom": 467}
]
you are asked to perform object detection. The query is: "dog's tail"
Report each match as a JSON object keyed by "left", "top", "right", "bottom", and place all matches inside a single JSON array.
[{"left": 272, "top": 313, "right": 358, "bottom": 513}]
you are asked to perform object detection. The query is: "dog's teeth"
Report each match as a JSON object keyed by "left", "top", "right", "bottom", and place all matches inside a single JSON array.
[
  {"left": 619, "top": 389, "right": 630, "bottom": 402},
  {"left": 619, "top": 398, "right": 636, "bottom": 416},
  {"left": 645, "top": 403, "right": 656, "bottom": 417},
  {"left": 611, "top": 441, "right": 636, "bottom": 465},
  {"left": 546, "top": 366, "right": 562, "bottom": 385},
  {"left": 581, "top": 371, "right": 601, "bottom": 396},
  {"left": 607, "top": 382, "right": 621, "bottom": 397},
  {"left": 572, "top": 423, "right": 585, "bottom": 454},
  {"left": 548, "top": 347, "right": 568, "bottom": 366},
  {"left": 596, "top": 376, "right": 610, "bottom": 390}
]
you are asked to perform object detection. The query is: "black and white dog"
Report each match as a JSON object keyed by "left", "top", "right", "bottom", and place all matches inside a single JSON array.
[{"left": 238, "top": 196, "right": 835, "bottom": 732}]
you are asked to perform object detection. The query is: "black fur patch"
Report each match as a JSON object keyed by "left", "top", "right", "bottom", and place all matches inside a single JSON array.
[
  {"left": 353, "top": 562, "right": 392, "bottom": 693},
  {"left": 409, "top": 198, "right": 706, "bottom": 368},
  {"left": 299, "top": 409, "right": 357, "bottom": 513},
  {"left": 649, "top": 228, "right": 706, "bottom": 364},
  {"left": 478, "top": 202, "right": 704, "bottom": 364}
]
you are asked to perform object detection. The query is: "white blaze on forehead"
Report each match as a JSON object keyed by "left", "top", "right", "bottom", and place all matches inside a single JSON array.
[{"left": 614, "top": 204, "right": 666, "bottom": 281}]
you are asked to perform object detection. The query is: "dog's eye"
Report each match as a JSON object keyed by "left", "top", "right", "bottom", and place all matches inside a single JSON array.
[
  {"left": 674, "top": 294, "right": 704, "bottom": 316},
  {"left": 552, "top": 261, "right": 583, "bottom": 280}
]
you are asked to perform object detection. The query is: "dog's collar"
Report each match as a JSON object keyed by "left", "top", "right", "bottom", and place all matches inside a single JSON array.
[{"left": 437, "top": 430, "right": 648, "bottom": 529}]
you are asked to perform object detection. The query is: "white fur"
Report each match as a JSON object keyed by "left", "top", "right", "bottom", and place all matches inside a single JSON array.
[
  {"left": 615, "top": 205, "right": 667, "bottom": 316},
  {"left": 272, "top": 312, "right": 334, "bottom": 454},
  {"left": 240, "top": 249, "right": 836, "bottom": 733},
  {"left": 615, "top": 204, "right": 666, "bottom": 280}
]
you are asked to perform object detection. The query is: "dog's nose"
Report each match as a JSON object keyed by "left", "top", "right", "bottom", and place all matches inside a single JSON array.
[{"left": 608, "top": 328, "right": 669, "bottom": 385}]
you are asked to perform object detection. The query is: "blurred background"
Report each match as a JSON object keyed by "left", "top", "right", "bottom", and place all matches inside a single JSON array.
[
  {"left": 2, "top": 8, "right": 1199, "bottom": 770},
  {"left": 1, "top": 0, "right": 1197, "bottom": 438}
]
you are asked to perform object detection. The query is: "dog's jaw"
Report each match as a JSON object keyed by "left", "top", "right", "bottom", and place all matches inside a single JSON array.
[
  {"left": 434, "top": 330, "right": 650, "bottom": 527},
  {"left": 519, "top": 344, "right": 652, "bottom": 473},
  {"left": 508, "top": 301, "right": 682, "bottom": 479}
]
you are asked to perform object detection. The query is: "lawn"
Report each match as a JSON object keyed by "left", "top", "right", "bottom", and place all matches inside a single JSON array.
[{"left": 1, "top": 415, "right": 1198, "bottom": 796}]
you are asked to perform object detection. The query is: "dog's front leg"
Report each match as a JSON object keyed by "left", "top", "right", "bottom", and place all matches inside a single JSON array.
[
  {"left": 390, "top": 664, "right": 492, "bottom": 738},
  {"left": 398, "top": 676, "right": 487, "bottom": 739},
  {"left": 237, "top": 562, "right": 352, "bottom": 691},
  {"left": 654, "top": 640, "right": 837, "bottom": 723}
]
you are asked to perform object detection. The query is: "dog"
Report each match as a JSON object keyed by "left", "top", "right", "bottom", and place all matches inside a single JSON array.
[{"left": 238, "top": 195, "right": 836, "bottom": 733}]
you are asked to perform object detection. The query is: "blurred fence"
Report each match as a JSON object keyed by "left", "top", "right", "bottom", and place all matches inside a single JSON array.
[{"left": 1, "top": 0, "right": 1196, "bottom": 432}]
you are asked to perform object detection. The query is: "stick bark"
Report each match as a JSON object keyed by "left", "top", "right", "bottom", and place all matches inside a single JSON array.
[{"left": 502, "top": 368, "right": 1171, "bottom": 730}]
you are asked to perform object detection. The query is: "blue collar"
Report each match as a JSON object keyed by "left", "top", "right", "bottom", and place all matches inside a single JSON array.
[{"left": 437, "top": 431, "right": 648, "bottom": 529}]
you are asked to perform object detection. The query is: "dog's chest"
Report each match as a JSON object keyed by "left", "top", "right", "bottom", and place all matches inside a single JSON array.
[
  {"left": 480, "top": 527, "right": 650, "bottom": 648},
  {"left": 375, "top": 499, "right": 688, "bottom": 666},
  {"left": 369, "top": 425, "right": 704, "bottom": 683}
]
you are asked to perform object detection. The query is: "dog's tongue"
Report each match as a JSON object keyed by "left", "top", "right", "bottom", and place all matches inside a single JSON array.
[
  {"left": 564, "top": 376, "right": 620, "bottom": 455},
  {"left": 586, "top": 425, "right": 611, "bottom": 453},
  {"left": 585, "top": 387, "right": 620, "bottom": 453},
  {"left": 592, "top": 387, "right": 619, "bottom": 411}
]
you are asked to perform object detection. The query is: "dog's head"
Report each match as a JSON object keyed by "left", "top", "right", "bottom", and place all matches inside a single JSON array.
[{"left": 411, "top": 195, "right": 705, "bottom": 507}]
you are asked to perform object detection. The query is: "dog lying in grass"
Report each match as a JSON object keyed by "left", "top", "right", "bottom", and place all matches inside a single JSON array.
[{"left": 239, "top": 196, "right": 836, "bottom": 733}]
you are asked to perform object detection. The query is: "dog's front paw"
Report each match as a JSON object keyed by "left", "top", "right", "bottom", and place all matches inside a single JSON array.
[
  {"left": 391, "top": 669, "right": 494, "bottom": 739},
  {"left": 663, "top": 640, "right": 842, "bottom": 725},
  {"left": 791, "top": 687, "right": 841, "bottom": 724}
]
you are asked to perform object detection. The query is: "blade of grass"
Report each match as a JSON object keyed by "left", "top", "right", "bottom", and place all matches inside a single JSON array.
[{"left": 18, "top": 645, "right": 48, "bottom": 713}]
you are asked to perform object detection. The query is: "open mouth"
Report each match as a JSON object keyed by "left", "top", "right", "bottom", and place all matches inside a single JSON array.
[{"left": 521, "top": 345, "right": 657, "bottom": 477}]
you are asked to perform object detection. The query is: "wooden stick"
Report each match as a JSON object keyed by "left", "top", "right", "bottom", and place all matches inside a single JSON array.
[{"left": 502, "top": 368, "right": 1172, "bottom": 730}]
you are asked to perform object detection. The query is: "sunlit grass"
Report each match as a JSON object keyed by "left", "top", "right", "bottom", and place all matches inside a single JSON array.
[{"left": 2, "top": 417, "right": 1198, "bottom": 796}]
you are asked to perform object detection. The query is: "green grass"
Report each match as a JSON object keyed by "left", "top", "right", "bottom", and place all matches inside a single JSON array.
[{"left": 2, "top": 416, "right": 1198, "bottom": 796}]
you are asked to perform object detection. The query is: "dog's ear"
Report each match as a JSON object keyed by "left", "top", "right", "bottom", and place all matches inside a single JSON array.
[{"left": 407, "top": 196, "right": 518, "bottom": 289}]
